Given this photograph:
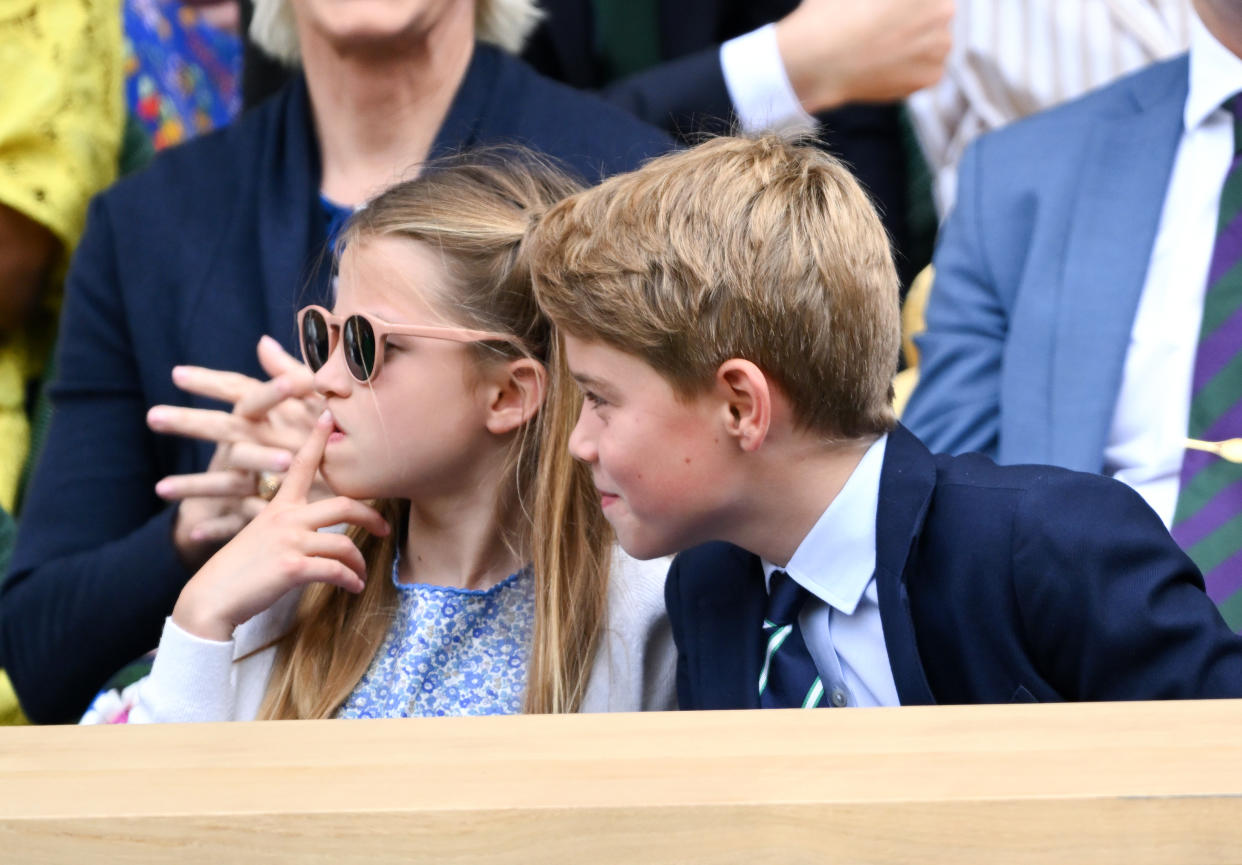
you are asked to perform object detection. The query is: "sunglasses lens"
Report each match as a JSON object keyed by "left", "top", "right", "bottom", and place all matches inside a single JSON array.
[
  {"left": 344, "top": 315, "right": 377, "bottom": 381},
  {"left": 301, "top": 309, "right": 331, "bottom": 372}
]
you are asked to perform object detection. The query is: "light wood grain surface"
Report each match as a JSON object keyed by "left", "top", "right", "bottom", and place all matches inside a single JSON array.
[{"left": 2, "top": 701, "right": 1241, "bottom": 863}]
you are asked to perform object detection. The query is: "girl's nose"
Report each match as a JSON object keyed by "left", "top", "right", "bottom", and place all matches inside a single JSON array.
[{"left": 311, "top": 338, "right": 354, "bottom": 398}]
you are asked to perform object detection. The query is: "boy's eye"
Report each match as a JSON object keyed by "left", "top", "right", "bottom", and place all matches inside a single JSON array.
[{"left": 583, "top": 391, "right": 608, "bottom": 408}]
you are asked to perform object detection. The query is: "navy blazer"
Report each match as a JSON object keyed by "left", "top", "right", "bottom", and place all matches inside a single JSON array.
[
  {"left": 3, "top": 44, "right": 672, "bottom": 723},
  {"left": 903, "top": 57, "right": 1189, "bottom": 471},
  {"left": 666, "top": 425, "right": 1242, "bottom": 709}
]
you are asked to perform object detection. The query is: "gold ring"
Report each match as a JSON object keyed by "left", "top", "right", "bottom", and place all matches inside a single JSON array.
[{"left": 257, "top": 471, "right": 282, "bottom": 501}]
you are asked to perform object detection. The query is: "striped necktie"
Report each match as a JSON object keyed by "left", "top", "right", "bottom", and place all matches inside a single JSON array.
[
  {"left": 1170, "top": 94, "right": 1242, "bottom": 631},
  {"left": 758, "top": 571, "right": 829, "bottom": 708}
]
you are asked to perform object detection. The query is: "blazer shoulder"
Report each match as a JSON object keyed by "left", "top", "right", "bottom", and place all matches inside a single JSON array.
[
  {"left": 493, "top": 52, "right": 676, "bottom": 176},
  {"left": 973, "top": 54, "right": 1188, "bottom": 159},
  {"left": 100, "top": 88, "right": 291, "bottom": 217}
]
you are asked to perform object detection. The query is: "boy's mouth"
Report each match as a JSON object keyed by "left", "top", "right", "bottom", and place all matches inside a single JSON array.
[{"left": 598, "top": 489, "right": 620, "bottom": 508}]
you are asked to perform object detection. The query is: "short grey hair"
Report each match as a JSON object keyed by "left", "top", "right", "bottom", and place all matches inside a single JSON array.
[{"left": 250, "top": 0, "right": 544, "bottom": 64}]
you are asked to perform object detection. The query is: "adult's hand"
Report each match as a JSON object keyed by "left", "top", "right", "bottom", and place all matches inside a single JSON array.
[
  {"left": 776, "top": 0, "right": 954, "bottom": 114},
  {"left": 171, "top": 410, "right": 390, "bottom": 642},
  {"left": 148, "top": 336, "right": 324, "bottom": 570}
]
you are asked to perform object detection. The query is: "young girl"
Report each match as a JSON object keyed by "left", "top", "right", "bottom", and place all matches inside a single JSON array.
[{"left": 86, "top": 153, "right": 675, "bottom": 722}]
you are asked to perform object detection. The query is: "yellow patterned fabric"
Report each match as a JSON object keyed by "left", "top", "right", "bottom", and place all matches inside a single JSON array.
[
  {"left": 0, "top": 670, "right": 31, "bottom": 725},
  {"left": 0, "top": 0, "right": 123, "bottom": 510}
]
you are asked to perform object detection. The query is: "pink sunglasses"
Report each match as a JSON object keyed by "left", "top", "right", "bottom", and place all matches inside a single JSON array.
[{"left": 297, "top": 304, "right": 524, "bottom": 383}]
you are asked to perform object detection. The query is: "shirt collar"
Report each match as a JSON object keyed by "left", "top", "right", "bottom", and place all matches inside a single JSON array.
[
  {"left": 760, "top": 434, "right": 888, "bottom": 615},
  {"left": 1185, "top": 12, "right": 1242, "bottom": 131}
]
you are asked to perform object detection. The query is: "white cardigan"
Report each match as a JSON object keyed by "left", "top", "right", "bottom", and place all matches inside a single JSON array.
[{"left": 123, "top": 552, "right": 676, "bottom": 722}]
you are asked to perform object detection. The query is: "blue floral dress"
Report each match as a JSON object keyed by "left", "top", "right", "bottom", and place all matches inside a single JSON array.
[{"left": 336, "top": 557, "right": 535, "bottom": 718}]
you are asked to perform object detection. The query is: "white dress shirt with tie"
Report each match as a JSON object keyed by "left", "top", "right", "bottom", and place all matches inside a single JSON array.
[{"left": 760, "top": 434, "right": 900, "bottom": 708}]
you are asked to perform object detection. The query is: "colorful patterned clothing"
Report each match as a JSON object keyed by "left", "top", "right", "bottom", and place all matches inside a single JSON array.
[
  {"left": 125, "top": 0, "right": 240, "bottom": 149},
  {"left": 336, "top": 558, "right": 535, "bottom": 719}
]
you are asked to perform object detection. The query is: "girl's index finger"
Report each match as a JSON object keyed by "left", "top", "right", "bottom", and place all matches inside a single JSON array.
[
  {"left": 276, "top": 410, "right": 334, "bottom": 502},
  {"left": 234, "top": 370, "right": 314, "bottom": 420},
  {"left": 171, "top": 365, "right": 259, "bottom": 405}
]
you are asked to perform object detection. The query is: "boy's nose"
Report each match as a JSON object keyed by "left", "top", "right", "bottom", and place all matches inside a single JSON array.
[{"left": 567, "top": 407, "right": 597, "bottom": 464}]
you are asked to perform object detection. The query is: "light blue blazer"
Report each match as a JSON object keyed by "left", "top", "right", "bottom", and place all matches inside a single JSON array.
[{"left": 903, "top": 56, "right": 1190, "bottom": 472}]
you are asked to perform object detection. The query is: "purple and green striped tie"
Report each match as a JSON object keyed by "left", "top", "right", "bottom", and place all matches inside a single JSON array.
[{"left": 1171, "top": 94, "right": 1242, "bottom": 631}]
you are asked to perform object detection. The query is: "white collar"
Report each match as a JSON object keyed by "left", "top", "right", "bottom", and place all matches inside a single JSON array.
[
  {"left": 761, "top": 434, "right": 887, "bottom": 615},
  {"left": 1185, "top": 11, "right": 1242, "bottom": 131}
]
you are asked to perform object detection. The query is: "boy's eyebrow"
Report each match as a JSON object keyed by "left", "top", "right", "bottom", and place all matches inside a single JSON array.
[{"left": 571, "top": 372, "right": 615, "bottom": 394}]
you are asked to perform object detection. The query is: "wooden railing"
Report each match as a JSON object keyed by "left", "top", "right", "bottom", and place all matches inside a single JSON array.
[{"left": 2, "top": 700, "right": 1241, "bottom": 863}]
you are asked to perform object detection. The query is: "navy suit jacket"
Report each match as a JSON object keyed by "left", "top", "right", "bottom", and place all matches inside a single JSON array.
[
  {"left": 902, "top": 57, "right": 1189, "bottom": 471},
  {"left": 666, "top": 425, "right": 1242, "bottom": 709},
  {"left": 2, "top": 44, "right": 672, "bottom": 723}
]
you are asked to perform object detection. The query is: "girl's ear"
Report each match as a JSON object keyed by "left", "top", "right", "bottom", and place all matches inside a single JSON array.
[{"left": 484, "top": 358, "right": 548, "bottom": 435}]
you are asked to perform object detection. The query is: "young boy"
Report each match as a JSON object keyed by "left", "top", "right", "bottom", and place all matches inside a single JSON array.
[{"left": 529, "top": 135, "right": 1242, "bottom": 708}]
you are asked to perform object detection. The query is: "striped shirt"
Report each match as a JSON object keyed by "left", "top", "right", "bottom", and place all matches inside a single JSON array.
[{"left": 910, "top": 0, "right": 1192, "bottom": 215}]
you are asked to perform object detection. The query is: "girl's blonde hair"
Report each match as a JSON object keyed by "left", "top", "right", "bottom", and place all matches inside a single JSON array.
[
  {"left": 258, "top": 149, "right": 611, "bottom": 718},
  {"left": 250, "top": 0, "right": 543, "bottom": 64}
]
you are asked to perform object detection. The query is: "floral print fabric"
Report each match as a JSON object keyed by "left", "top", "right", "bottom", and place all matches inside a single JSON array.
[{"left": 336, "top": 559, "right": 535, "bottom": 719}]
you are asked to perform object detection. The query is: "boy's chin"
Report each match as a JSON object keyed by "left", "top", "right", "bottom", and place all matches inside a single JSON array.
[{"left": 610, "top": 526, "right": 687, "bottom": 562}]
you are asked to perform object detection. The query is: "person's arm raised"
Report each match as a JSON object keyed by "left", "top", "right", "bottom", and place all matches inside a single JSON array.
[
  {"left": 171, "top": 410, "right": 389, "bottom": 643},
  {"left": 775, "top": 0, "right": 953, "bottom": 114}
]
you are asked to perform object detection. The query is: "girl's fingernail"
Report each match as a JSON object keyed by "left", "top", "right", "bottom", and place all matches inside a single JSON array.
[
  {"left": 148, "top": 408, "right": 168, "bottom": 426},
  {"left": 155, "top": 481, "right": 170, "bottom": 497}
]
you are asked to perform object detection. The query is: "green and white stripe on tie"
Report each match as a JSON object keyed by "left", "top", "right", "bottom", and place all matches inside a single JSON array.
[
  {"left": 758, "top": 620, "right": 793, "bottom": 695},
  {"left": 802, "top": 677, "right": 825, "bottom": 709}
]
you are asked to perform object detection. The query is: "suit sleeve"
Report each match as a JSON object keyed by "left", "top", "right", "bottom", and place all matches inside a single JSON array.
[
  {"left": 1, "top": 196, "right": 191, "bottom": 723},
  {"left": 1012, "top": 473, "right": 1242, "bottom": 699},
  {"left": 902, "top": 140, "right": 1009, "bottom": 457},
  {"left": 600, "top": 48, "right": 736, "bottom": 139},
  {"left": 663, "top": 555, "right": 696, "bottom": 710}
]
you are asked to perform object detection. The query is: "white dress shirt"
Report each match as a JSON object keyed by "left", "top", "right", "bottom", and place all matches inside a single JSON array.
[
  {"left": 760, "top": 434, "right": 900, "bottom": 708},
  {"left": 1103, "top": 14, "right": 1242, "bottom": 525},
  {"left": 719, "top": 24, "right": 817, "bottom": 135}
]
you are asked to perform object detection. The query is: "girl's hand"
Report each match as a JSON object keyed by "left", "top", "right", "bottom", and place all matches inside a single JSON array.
[
  {"left": 150, "top": 337, "right": 328, "bottom": 570},
  {"left": 171, "top": 410, "right": 390, "bottom": 643}
]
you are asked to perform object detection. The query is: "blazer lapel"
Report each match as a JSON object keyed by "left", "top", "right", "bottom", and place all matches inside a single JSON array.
[
  {"left": 873, "top": 426, "right": 937, "bottom": 706},
  {"left": 1049, "top": 58, "right": 1188, "bottom": 471},
  {"left": 258, "top": 74, "right": 329, "bottom": 352},
  {"left": 694, "top": 548, "right": 766, "bottom": 709}
]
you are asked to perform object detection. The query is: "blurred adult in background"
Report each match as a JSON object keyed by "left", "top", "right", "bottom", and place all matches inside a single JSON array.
[
  {"left": 0, "top": 0, "right": 123, "bottom": 725},
  {"left": 903, "top": 0, "right": 1242, "bottom": 628},
  {"left": 2, "top": 0, "right": 671, "bottom": 723},
  {"left": 242, "top": 0, "right": 954, "bottom": 286},
  {"left": 909, "top": 0, "right": 1192, "bottom": 217},
  {"left": 0, "top": 0, "right": 124, "bottom": 512}
]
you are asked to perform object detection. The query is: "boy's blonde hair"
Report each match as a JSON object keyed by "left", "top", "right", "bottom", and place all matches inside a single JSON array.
[
  {"left": 258, "top": 149, "right": 611, "bottom": 718},
  {"left": 251, "top": 0, "right": 542, "bottom": 64},
  {"left": 529, "top": 135, "right": 901, "bottom": 441}
]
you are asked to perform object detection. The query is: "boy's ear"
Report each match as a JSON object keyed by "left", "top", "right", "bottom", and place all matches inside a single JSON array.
[
  {"left": 484, "top": 358, "right": 548, "bottom": 435},
  {"left": 715, "top": 359, "right": 771, "bottom": 452}
]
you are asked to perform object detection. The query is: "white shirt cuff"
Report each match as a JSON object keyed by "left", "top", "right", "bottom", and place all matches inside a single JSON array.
[{"left": 719, "top": 24, "right": 817, "bottom": 134}]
